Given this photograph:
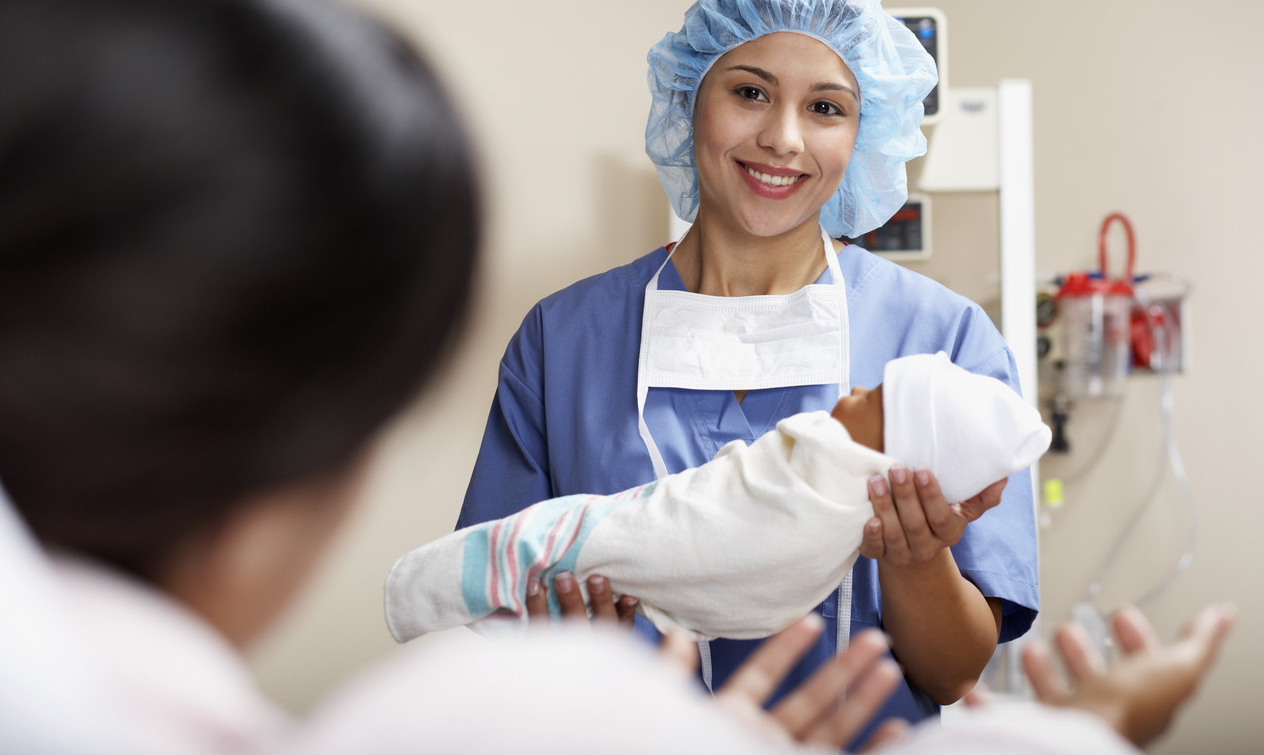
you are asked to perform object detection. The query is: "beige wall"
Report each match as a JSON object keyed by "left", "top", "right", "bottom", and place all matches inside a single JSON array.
[{"left": 250, "top": 2, "right": 1263, "bottom": 752}]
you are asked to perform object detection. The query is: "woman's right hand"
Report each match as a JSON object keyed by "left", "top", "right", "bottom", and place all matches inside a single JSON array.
[
  {"left": 524, "top": 572, "right": 639, "bottom": 631},
  {"left": 1020, "top": 603, "right": 1235, "bottom": 748}
]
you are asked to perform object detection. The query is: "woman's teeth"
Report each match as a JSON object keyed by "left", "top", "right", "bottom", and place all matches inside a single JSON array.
[{"left": 746, "top": 166, "right": 799, "bottom": 187}]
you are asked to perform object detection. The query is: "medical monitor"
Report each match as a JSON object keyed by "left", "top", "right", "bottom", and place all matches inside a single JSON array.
[{"left": 889, "top": 8, "right": 947, "bottom": 125}]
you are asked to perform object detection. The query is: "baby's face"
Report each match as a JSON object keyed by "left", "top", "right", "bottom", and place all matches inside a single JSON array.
[{"left": 830, "top": 383, "right": 884, "bottom": 452}]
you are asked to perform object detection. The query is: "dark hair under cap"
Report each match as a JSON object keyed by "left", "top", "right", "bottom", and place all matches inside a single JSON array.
[{"left": 0, "top": 0, "right": 480, "bottom": 580}]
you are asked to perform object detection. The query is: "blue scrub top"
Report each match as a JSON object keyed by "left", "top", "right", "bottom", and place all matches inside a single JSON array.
[{"left": 457, "top": 244, "right": 1039, "bottom": 742}]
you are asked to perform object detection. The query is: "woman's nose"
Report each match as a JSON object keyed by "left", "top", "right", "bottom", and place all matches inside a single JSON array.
[{"left": 757, "top": 106, "right": 804, "bottom": 155}]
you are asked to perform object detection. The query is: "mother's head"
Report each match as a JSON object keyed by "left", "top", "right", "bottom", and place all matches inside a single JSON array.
[
  {"left": 0, "top": 0, "right": 479, "bottom": 596},
  {"left": 645, "top": 0, "right": 936, "bottom": 239}
]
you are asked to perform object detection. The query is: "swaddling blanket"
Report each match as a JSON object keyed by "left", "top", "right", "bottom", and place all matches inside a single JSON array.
[{"left": 386, "top": 411, "right": 887, "bottom": 641}]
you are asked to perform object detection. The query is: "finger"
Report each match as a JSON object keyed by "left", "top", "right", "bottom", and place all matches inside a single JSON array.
[
  {"left": 658, "top": 629, "right": 700, "bottom": 680},
  {"left": 962, "top": 682, "right": 993, "bottom": 707},
  {"left": 1021, "top": 640, "right": 1069, "bottom": 703},
  {"left": 771, "top": 629, "right": 889, "bottom": 736},
  {"left": 911, "top": 468, "right": 966, "bottom": 549},
  {"left": 804, "top": 658, "right": 901, "bottom": 747},
  {"left": 857, "top": 517, "right": 884, "bottom": 560},
  {"left": 552, "top": 572, "right": 588, "bottom": 618},
  {"left": 869, "top": 473, "right": 909, "bottom": 563},
  {"left": 887, "top": 465, "right": 933, "bottom": 561},
  {"left": 1110, "top": 604, "right": 1161, "bottom": 655},
  {"left": 1175, "top": 602, "right": 1237, "bottom": 666},
  {"left": 959, "top": 478, "right": 1008, "bottom": 522},
  {"left": 719, "top": 614, "right": 824, "bottom": 707},
  {"left": 616, "top": 595, "right": 640, "bottom": 629},
  {"left": 857, "top": 718, "right": 909, "bottom": 753},
  {"left": 525, "top": 578, "right": 548, "bottom": 624},
  {"left": 1181, "top": 602, "right": 1236, "bottom": 644},
  {"left": 1053, "top": 622, "right": 1106, "bottom": 682},
  {"left": 586, "top": 575, "right": 618, "bottom": 623}
]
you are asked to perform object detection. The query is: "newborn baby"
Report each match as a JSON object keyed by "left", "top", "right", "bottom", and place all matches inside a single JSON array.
[{"left": 385, "top": 352, "right": 1050, "bottom": 641}]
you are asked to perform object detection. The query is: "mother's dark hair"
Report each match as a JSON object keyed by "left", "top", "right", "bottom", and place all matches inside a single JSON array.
[{"left": 0, "top": 0, "right": 479, "bottom": 580}]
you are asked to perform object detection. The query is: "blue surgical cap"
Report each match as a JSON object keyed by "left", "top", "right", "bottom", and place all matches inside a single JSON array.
[{"left": 646, "top": 0, "right": 937, "bottom": 239}]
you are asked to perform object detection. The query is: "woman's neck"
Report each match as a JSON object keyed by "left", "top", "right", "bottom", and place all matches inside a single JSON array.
[{"left": 671, "top": 213, "right": 831, "bottom": 296}]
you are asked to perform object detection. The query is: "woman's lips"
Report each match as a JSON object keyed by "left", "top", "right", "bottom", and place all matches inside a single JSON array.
[{"left": 737, "top": 160, "right": 807, "bottom": 197}]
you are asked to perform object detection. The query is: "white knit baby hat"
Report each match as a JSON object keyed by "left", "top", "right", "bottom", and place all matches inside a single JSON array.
[{"left": 882, "top": 352, "right": 1051, "bottom": 503}]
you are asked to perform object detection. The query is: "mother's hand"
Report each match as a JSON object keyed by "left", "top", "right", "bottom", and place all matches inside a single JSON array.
[
  {"left": 1021, "top": 603, "right": 1235, "bottom": 748},
  {"left": 524, "top": 572, "right": 639, "bottom": 631},
  {"left": 661, "top": 615, "right": 906, "bottom": 750},
  {"left": 859, "top": 465, "right": 1007, "bottom": 563}
]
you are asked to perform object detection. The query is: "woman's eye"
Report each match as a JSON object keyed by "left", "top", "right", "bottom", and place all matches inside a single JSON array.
[
  {"left": 736, "top": 86, "right": 766, "bottom": 102},
  {"left": 811, "top": 101, "right": 843, "bottom": 117}
]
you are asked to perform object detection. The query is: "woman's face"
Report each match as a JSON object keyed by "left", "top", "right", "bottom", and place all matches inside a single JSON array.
[{"left": 692, "top": 32, "right": 860, "bottom": 239}]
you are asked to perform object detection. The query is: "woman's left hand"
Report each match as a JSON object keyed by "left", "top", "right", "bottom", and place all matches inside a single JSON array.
[
  {"left": 857, "top": 466, "right": 1008, "bottom": 703},
  {"left": 858, "top": 465, "right": 1007, "bottom": 564}
]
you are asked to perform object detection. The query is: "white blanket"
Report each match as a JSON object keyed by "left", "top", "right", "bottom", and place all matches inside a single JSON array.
[{"left": 385, "top": 411, "right": 884, "bottom": 641}]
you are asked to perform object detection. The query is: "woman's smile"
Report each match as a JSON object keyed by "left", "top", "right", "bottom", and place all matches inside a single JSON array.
[{"left": 737, "top": 160, "right": 808, "bottom": 195}]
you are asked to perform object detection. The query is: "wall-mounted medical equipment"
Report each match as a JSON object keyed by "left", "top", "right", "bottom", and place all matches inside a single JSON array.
[
  {"left": 1037, "top": 212, "right": 1196, "bottom": 656},
  {"left": 853, "top": 193, "right": 932, "bottom": 260},
  {"left": 891, "top": 8, "right": 947, "bottom": 125},
  {"left": 1052, "top": 213, "right": 1140, "bottom": 400},
  {"left": 917, "top": 87, "right": 997, "bottom": 191},
  {"left": 1039, "top": 213, "right": 1191, "bottom": 405}
]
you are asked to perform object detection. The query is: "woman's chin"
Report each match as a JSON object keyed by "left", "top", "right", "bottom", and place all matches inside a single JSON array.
[{"left": 731, "top": 212, "right": 820, "bottom": 239}]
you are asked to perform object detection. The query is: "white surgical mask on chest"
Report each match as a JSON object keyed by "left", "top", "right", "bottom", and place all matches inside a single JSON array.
[
  {"left": 636, "top": 227, "right": 850, "bottom": 479},
  {"left": 635, "top": 227, "right": 854, "bottom": 682}
]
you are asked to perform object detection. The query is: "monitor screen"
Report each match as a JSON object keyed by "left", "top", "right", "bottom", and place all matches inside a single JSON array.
[{"left": 895, "top": 14, "right": 940, "bottom": 117}]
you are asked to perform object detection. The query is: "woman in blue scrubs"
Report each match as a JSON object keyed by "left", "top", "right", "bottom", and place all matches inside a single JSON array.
[{"left": 457, "top": 0, "right": 1038, "bottom": 740}]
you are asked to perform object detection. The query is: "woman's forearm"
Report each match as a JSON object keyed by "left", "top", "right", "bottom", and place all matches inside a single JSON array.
[{"left": 877, "top": 549, "right": 1003, "bottom": 704}]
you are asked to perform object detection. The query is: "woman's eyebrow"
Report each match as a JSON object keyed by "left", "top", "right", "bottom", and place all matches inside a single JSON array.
[
  {"left": 813, "top": 81, "right": 859, "bottom": 100},
  {"left": 727, "top": 64, "right": 777, "bottom": 84},
  {"left": 726, "top": 65, "right": 858, "bottom": 100}
]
